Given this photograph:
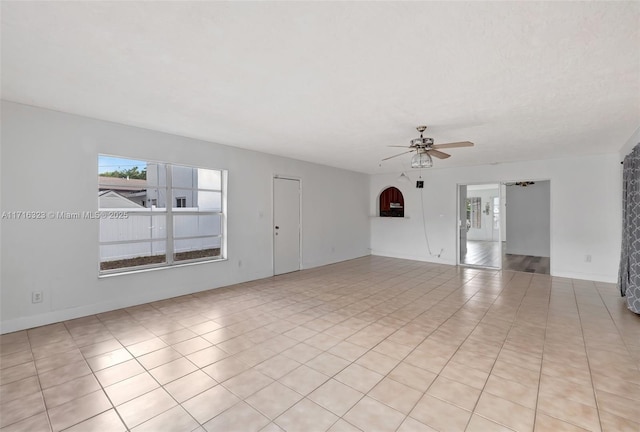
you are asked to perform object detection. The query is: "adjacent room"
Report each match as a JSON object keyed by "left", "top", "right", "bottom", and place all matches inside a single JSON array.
[{"left": 1, "top": 2, "right": 639, "bottom": 432}]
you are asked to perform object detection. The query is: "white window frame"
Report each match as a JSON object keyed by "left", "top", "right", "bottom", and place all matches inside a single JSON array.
[
  {"left": 467, "top": 197, "right": 481, "bottom": 229},
  {"left": 99, "top": 156, "right": 226, "bottom": 275}
]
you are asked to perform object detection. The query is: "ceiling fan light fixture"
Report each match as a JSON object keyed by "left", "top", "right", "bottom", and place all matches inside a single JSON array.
[
  {"left": 410, "top": 137, "right": 434, "bottom": 147},
  {"left": 380, "top": 125, "right": 472, "bottom": 166},
  {"left": 411, "top": 151, "right": 433, "bottom": 168}
]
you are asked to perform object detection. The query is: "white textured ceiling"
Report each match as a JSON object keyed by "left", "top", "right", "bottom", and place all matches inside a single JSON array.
[{"left": 2, "top": 1, "right": 639, "bottom": 174}]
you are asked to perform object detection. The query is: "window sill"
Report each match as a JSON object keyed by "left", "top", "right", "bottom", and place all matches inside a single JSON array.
[{"left": 98, "top": 257, "right": 227, "bottom": 278}]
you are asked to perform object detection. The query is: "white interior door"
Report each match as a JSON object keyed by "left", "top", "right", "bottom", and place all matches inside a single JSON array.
[{"left": 274, "top": 177, "right": 301, "bottom": 275}]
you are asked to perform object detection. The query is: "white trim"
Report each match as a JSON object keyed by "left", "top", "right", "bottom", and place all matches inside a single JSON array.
[
  {"left": 166, "top": 164, "right": 174, "bottom": 265},
  {"left": 551, "top": 271, "right": 616, "bottom": 284},
  {"left": 97, "top": 156, "right": 227, "bottom": 275},
  {"left": 371, "top": 249, "right": 456, "bottom": 266},
  {"left": 99, "top": 257, "right": 227, "bottom": 278},
  {"left": 372, "top": 249, "right": 614, "bottom": 283},
  {"left": 0, "top": 260, "right": 263, "bottom": 335},
  {"left": 457, "top": 182, "right": 503, "bottom": 270},
  {"left": 221, "top": 170, "right": 228, "bottom": 261},
  {"left": 498, "top": 187, "right": 503, "bottom": 269},
  {"left": 457, "top": 179, "right": 552, "bottom": 271},
  {"left": 456, "top": 183, "right": 464, "bottom": 267}
]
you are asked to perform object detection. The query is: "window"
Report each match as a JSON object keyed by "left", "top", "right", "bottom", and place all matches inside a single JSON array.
[
  {"left": 493, "top": 196, "right": 500, "bottom": 230},
  {"left": 98, "top": 155, "right": 225, "bottom": 273},
  {"left": 466, "top": 197, "right": 481, "bottom": 228},
  {"left": 379, "top": 187, "right": 404, "bottom": 217}
]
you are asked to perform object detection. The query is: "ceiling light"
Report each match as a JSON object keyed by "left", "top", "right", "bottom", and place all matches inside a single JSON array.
[{"left": 411, "top": 151, "right": 433, "bottom": 168}]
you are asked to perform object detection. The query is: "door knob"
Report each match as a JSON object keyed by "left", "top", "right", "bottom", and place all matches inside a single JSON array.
[{"left": 275, "top": 226, "right": 279, "bottom": 229}]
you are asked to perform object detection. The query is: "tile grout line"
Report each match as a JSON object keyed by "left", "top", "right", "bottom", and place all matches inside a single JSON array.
[
  {"left": 68, "top": 315, "right": 132, "bottom": 432},
  {"left": 110, "top": 310, "right": 208, "bottom": 432},
  {"left": 28, "top": 329, "right": 55, "bottom": 432},
  {"left": 572, "top": 281, "right": 605, "bottom": 432},
  {"left": 459, "top": 271, "right": 538, "bottom": 431},
  {"left": 595, "top": 284, "right": 640, "bottom": 374},
  {"left": 251, "top": 266, "right": 490, "bottom": 431},
  {"left": 530, "top": 274, "right": 553, "bottom": 432},
  {"left": 2, "top": 257, "right": 635, "bottom": 431}
]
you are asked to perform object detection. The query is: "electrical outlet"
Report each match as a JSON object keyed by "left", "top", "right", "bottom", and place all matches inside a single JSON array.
[
  {"left": 585, "top": 254, "right": 592, "bottom": 263},
  {"left": 32, "top": 291, "right": 43, "bottom": 303}
]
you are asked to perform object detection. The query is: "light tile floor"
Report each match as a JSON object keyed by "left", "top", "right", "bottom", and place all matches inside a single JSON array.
[{"left": 1, "top": 256, "right": 639, "bottom": 431}]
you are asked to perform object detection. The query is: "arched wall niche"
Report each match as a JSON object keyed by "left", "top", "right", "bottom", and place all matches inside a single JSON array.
[{"left": 379, "top": 186, "right": 404, "bottom": 217}]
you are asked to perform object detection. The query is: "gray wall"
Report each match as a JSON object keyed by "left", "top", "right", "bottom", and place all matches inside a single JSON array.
[
  {"left": 1, "top": 101, "right": 371, "bottom": 333},
  {"left": 505, "top": 181, "right": 551, "bottom": 257}
]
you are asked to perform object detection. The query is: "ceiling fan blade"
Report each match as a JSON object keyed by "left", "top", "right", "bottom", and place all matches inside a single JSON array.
[
  {"left": 381, "top": 150, "right": 414, "bottom": 161},
  {"left": 427, "top": 149, "right": 450, "bottom": 159},
  {"left": 432, "top": 141, "right": 474, "bottom": 149},
  {"left": 388, "top": 145, "right": 411, "bottom": 148}
]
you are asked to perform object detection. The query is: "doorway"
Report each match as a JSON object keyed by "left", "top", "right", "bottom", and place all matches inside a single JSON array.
[
  {"left": 457, "top": 180, "right": 551, "bottom": 274},
  {"left": 273, "top": 177, "right": 301, "bottom": 275},
  {"left": 458, "top": 184, "right": 501, "bottom": 269},
  {"left": 502, "top": 180, "right": 551, "bottom": 274}
]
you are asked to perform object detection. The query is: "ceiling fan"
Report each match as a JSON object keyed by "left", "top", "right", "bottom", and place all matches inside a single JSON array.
[
  {"left": 382, "top": 126, "right": 474, "bottom": 168},
  {"left": 506, "top": 181, "right": 535, "bottom": 187}
]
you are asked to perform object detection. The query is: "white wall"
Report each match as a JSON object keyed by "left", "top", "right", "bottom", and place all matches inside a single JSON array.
[
  {"left": 466, "top": 186, "right": 499, "bottom": 242},
  {"left": 505, "top": 181, "right": 550, "bottom": 257},
  {"left": 0, "top": 101, "right": 370, "bottom": 333},
  {"left": 370, "top": 154, "right": 621, "bottom": 282}
]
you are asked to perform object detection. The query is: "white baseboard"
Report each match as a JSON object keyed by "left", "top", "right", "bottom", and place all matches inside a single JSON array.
[
  {"left": 550, "top": 271, "right": 617, "bottom": 284},
  {"left": 2, "top": 256, "right": 617, "bottom": 334},
  {"left": 372, "top": 250, "right": 617, "bottom": 283},
  {"left": 302, "top": 252, "right": 371, "bottom": 270},
  {"left": 0, "top": 270, "right": 269, "bottom": 334},
  {"left": 370, "top": 250, "right": 455, "bottom": 266}
]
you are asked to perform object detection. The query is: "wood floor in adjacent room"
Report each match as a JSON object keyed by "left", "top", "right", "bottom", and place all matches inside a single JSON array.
[
  {"left": 1, "top": 256, "right": 639, "bottom": 432},
  {"left": 461, "top": 240, "right": 551, "bottom": 274}
]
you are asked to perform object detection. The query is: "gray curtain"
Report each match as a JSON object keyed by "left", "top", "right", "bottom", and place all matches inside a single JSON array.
[{"left": 619, "top": 143, "right": 640, "bottom": 314}]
